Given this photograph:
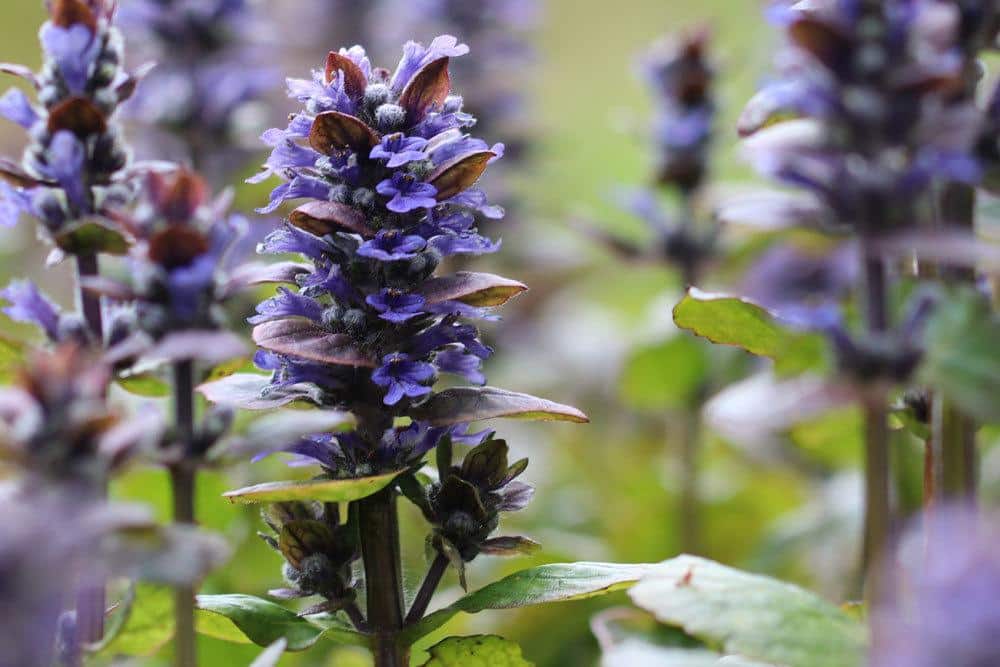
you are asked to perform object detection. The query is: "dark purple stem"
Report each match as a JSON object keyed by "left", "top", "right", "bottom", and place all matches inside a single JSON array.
[
  {"left": 171, "top": 360, "right": 198, "bottom": 667},
  {"left": 358, "top": 486, "right": 408, "bottom": 667},
  {"left": 405, "top": 553, "right": 449, "bottom": 625}
]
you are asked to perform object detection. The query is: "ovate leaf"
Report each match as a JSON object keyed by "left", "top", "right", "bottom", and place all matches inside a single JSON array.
[
  {"left": 673, "top": 289, "right": 826, "bottom": 375},
  {"left": 401, "top": 562, "right": 660, "bottom": 644},
  {"left": 223, "top": 471, "right": 401, "bottom": 504},
  {"left": 420, "top": 635, "right": 533, "bottom": 667},
  {"left": 411, "top": 387, "right": 589, "bottom": 426},
  {"left": 629, "top": 555, "right": 867, "bottom": 667}
]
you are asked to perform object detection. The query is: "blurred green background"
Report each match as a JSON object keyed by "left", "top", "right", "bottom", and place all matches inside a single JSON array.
[{"left": 0, "top": 1, "right": 856, "bottom": 665}]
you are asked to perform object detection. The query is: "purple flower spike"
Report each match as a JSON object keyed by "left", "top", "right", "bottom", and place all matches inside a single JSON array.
[
  {"left": 357, "top": 229, "right": 427, "bottom": 261},
  {"left": 366, "top": 289, "right": 427, "bottom": 323},
  {"left": 370, "top": 133, "right": 429, "bottom": 168},
  {"left": 376, "top": 172, "right": 439, "bottom": 213},
  {"left": 372, "top": 353, "right": 436, "bottom": 405}
]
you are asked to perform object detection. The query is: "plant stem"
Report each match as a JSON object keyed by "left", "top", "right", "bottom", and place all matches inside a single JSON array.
[
  {"left": 405, "top": 553, "right": 449, "bottom": 625},
  {"left": 76, "top": 253, "right": 103, "bottom": 344},
  {"left": 74, "top": 252, "right": 106, "bottom": 645},
  {"left": 860, "top": 250, "right": 891, "bottom": 607},
  {"left": 679, "top": 409, "right": 701, "bottom": 554},
  {"left": 171, "top": 360, "right": 197, "bottom": 667},
  {"left": 935, "top": 181, "right": 978, "bottom": 503},
  {"left": 359, "top": 487, "right": 408, "bottom": 667}
]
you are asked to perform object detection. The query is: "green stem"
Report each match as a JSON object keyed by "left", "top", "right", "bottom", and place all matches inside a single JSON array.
[
  {"left": 359, "top": 487, "right": 408, "bottom": 667},
  {"left": 171, "top": 361, "right": 198, "bottom": 667},
  {"left": 935, "top": 181, "right": 978, "bottom": 503}
]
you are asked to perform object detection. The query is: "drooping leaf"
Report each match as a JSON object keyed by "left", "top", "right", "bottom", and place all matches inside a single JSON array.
[
  {"left": 195, "top": 594, "right": 365, "bottom": 650},
  {"left": 309, "top": 110, "right": 379, "bottom": 154},
  {"left": 223, "top": 471, "right": 401, "bottom": 504},
  {"left": 629, "top": 555, "right": 867, "bottom": 667},
  {"left": 420, "top": 635, "right": 533, "bottom": 667},
  {"left": 400, "top": 562, "right": 661, "bottom": 644},
  {"left": 197, "top": 372, "right": 323, "bottom": 410},
  {"left": 253, "top": 319, "right": 374, "bottom": 367},
  {"left": 411, "top": 387, "right": 589, "bottom": 426},
  {"left": 97, "top": 584, "right": 174, "bottom": 657},
  {"left": 417, "top": 272, "right": 527, "bottom": 307},
  {"left": 429, "top": 151, "right": 495, "bottom": 200},
  {"left": 289, "top": 201, "right": 374, "bottom": 238},
  {"left": 673, "top": 289, "right": 826, "bottom": 374},
  {"left": 620, "top": 336, "right": 709, "bottom": 410},
  {"left": 399, "top": 57, "right": 451, "bottom": 123},
  {"left": 920, "top": 289, "right": 1000, "bottom": 423}
]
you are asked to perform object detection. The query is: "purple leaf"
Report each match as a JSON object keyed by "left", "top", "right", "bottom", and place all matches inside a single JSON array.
[
  {"left": 289, "top": 201, "right": 374, "bottom": 238},
  {"left": 428, "top": 151, "right": 495, "bottom": 200},
  {"left": 416, "top": 271, "right": 527, "bottom": 307},
  {"left": 252, "top": 319, "right": 375, "bottom": 367},
  {"left": 411, "top": 387, "right": 589, "bottom": 426},
  {"left": 399, "top": 57, "right": 451, "bottom": 123}
]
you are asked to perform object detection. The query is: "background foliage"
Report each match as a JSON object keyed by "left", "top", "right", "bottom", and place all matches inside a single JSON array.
[{"left": 1, "top": 0, "right": 957, "bottom": 664}]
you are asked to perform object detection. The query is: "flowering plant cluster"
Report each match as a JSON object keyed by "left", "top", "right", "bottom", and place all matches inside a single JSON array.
[{"left": 3, "top": 2, "right": 1000, "bottom": 667}]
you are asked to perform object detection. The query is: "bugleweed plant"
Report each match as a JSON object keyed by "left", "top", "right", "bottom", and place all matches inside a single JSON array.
[
  {"left": 4, "top": 2, "right": 1000, "bottom": 666},
  {"left": 584, "top": 28, "right": 724, "bottom": 553}
]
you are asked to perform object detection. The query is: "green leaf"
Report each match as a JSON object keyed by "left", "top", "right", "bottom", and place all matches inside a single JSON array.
[
  {"left": 223, "top": 471, "right": 401, "bottom": 504},
  {"left": 401, "top": 562, "right": 660, "bottom": 644},
  {"left": 620, "top": 336, "right": 709, "bottom": 410},
  {"left": 420, "top": 635, "right": 533, "bottom": 667},
  {"left": 629, "top": 556, "right": 867, "bottom": 667},
  {"left": 788, "top": 407, "right": 862, "bottom": 468},
  {"left": 55, "top": 220, "right": 130, "bottom": 255},
  {"left": 98, "top": 584, "right": 174, "bottom": 657},
  {"left": 921, "top": 290, "right": 1000, "bottom": 423},
  {"left": 116, "top": 371, "right": 170, "bottom": 397},
  {"left": 195, "top": 594, "right": 366, "bottom": 651},
  {"left": 673, "top": 289, "right": 826, "bottom": 375}
]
